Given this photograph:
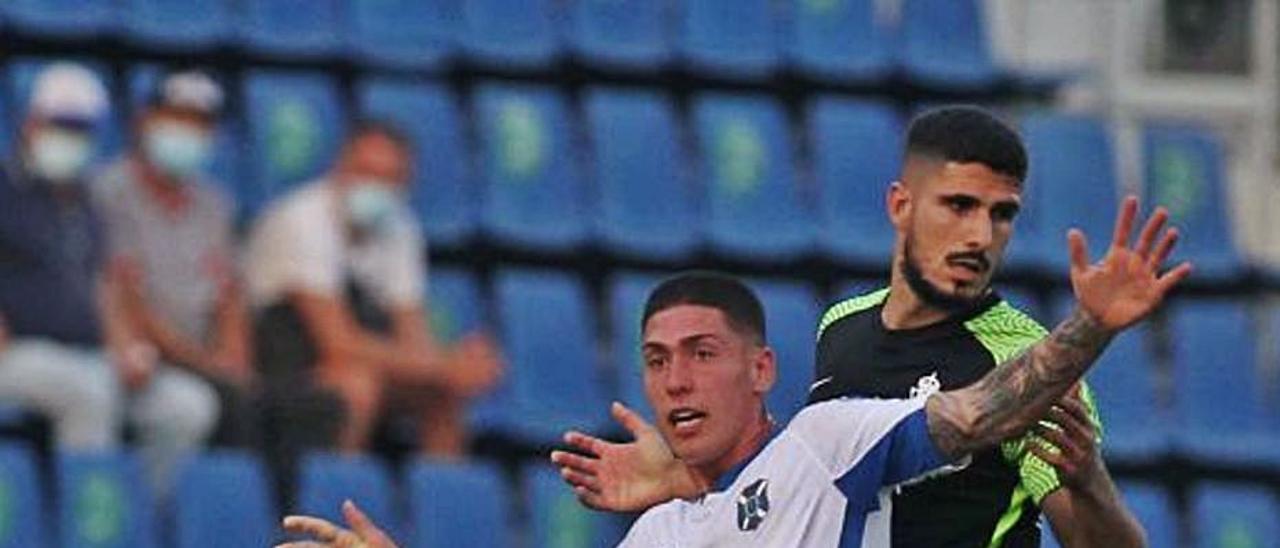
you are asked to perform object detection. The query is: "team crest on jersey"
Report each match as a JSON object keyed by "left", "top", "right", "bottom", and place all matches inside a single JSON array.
[
  {"left": 736, "top": 478, "right": 770, "bottom": 532},
  {"left": 909, "top": 372, "right": 942, "bottom": 398}
]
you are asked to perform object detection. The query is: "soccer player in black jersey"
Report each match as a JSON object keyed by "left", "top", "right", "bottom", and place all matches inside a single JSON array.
[
  {"left": 803, "top": 106, "right": 1145, "bottom": 547},
  {"left": 545, "top": 106, "right": 1148, "bottom": 548}
]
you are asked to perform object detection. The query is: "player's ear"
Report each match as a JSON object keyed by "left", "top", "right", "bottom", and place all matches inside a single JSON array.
[
  {"left": 750, "top": 346, "right": 777, "bottom": 395},
  {"left": 887, "top": 181, "right": 911, "bottom": 230}
]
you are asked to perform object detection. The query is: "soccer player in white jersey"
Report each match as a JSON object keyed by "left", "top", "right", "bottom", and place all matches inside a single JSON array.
[{"left": 278, "top": 197, "right": 1188, "bottom": 547}]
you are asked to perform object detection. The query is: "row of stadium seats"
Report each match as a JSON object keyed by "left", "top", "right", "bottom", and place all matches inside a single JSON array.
[
  {"left": 0, "top": 60, "right": 1245, "bottom": 277},
  {"left": 1042, "top": 481, "right": 1280, "bottom": 548},
  {"left": 1004, "top": 291, "right": 1280, "bottom": 467},
  {"left": 3, "top": 442, "right": 1276, "bottom": 548},
  {"left": 2, "top": 0, "right": 1005, "bottom": 86},
  {"left": 0, "top": 443, "right": 626, "bottom": 548},
  {"left": 426, "top": 267, "right": 1280, "bottom": 465}
]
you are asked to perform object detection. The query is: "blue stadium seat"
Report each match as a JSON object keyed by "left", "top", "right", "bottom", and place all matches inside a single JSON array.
[
  {"left": 586, "top": 88, "right": 697, "bottom": 260},
  {"left": 475, "top": 84, "right": 589, "bottom": 252},
  {"left": 1192, "top": 484, "right": 1280, "bottom": 548},
  {"left": 461, "top": 0, "right": 559, "bottom": 69},
  {"left": 1143, "top": 124, "right": 1245, "bottom": 280},
  {"left": 127, "top": 65, "right": 245, "bottom": 217},
  {"left": 679, "top": 0, "right": 780, "bottom": 78},
  {"left": 297, "top": 453, "right": 398, "bottom": 542},
  {"left": 527, "top": 466, "right": 622, "bottom": 548},
  {"left": 8, "top": 58, "right": 123, "bottom": 166},
  {"left": 406, "top": 460, "right": 512, "bottom": 547},
  {"left": 785, "top": 0, "right": 892, "bottom": 81},
  {"left": 2, "top": 0, "right": 114, "bottom": 37},
  {"left": 173, "top": 451, "right": 276, "bottom": 548},
  {"left": 240, "top": 0, "right": 342, "bottom": 57},
  {"left": 608, "top": 272, "right": 664, "bottom": 421},
  {"left": 424, "top": 267, "right": 484, "bottom": 344},
  {"left": 481, "top": 270, "right": 610, "bottom": 445},
  {"left": 359, "top": 79, "right": 475, "bottom": 247},
  {"left": 0, "top": 86, "right": 10, "bottom": 157},
  {"left": 566, "top": 0, "right": 671, "bottom": 70},
  {"left": 56, "top": 452, "right": 157, "bottom": 548},
  {"left": 0, "top": 444, "right": 45, "bottom": 548},
  {"left": 243, "top": 70, "right": 346, "bottom": 218},
  {"left": 1014, "top": 114, "right": 1119, "bottom": 273},
  {"left": 1170, "top": 299, "right": 1279, "bottom": 464},
  {"left": 753, "top": 280, "right": 820, "bottom": 425},
  {"left": 349, "top": 0, "right": 455, "bottom": 69},
  {"left": 694, "top": 94, "right": 814, "bottom": 261},
  {"left": 1118, "top": 482, "right": 1178, "bottom": 548},
  {"left": 898, "top": 0, "right": 1001, "bottom": 89},
  {"left": 808, "top": 97, "right": 900, "bottom": 265},
  {"left": 123, "top": 0, "right": 230, "bottom": 48}
]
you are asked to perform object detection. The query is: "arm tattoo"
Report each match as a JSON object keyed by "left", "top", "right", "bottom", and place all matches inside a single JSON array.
[{"left": 927, "top": 308, "right": 1115, "bottom": 458}]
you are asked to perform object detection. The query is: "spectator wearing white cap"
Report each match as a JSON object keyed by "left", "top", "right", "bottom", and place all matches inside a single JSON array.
[
  {"left": 0, "top": 63, "right": 218, "bottom": 494},
  {"left": 92, "top": 69, "right": 253, "bottom": 453}
]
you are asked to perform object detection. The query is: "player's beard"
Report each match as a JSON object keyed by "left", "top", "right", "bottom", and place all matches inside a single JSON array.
[{"left": 901, "top": 239, "right": 988, "bottom": 314}]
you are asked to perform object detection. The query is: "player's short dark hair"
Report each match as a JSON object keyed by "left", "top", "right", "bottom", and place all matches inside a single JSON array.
[
  {"left": 905, "top": 105, "right": 1027, "bottom": 183},
  {"left": 642, "top": 271, "right": 766, "bottom": 344},
  {"left": 347, "top": 117, "right": 414, "bottom": 155}
]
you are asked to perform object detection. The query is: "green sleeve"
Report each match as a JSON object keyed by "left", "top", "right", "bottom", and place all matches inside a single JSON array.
[{"left": 1002, "top": 383, "right": 1104, "bottom": 504}]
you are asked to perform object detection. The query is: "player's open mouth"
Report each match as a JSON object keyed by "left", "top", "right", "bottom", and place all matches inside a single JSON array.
[
  {"left": 669, "top": 408, "right": 707, "bottom": 434},
  {"left": 948, "top": 258, "right": 986, "bottom": 274}
]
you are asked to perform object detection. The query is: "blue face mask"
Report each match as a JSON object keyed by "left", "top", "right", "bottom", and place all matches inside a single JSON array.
[
  {"left": 345, "top": 181, "right": 401, "bottom": 233},
  {"left": 143, "top": 121, "right": 212, "bottom": 180}
]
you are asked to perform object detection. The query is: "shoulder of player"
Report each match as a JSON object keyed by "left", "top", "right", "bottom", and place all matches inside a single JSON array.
[
  {"left": 816, "top": 287, "right": 890, "bottom": 340},
  {"left": 961, "top": 299, "right": 1049, "bottom": 363}
]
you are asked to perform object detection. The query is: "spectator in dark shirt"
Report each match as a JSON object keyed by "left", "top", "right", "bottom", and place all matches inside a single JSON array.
[{"left": 0, "top": 63, "right": 218, "bottom": 493}]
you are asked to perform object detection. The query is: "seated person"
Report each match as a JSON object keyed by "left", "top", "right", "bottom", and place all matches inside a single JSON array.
[
  {"left": 244, "top": 120, "right": 502, "bottom": 461},
  {"left": 0, "top": 62, "right": 218, "bottom": 493}
]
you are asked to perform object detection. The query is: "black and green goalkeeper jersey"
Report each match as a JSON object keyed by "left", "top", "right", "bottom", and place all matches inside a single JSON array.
[{"left": 808, "top": 288, "right": 1101, "bottom": 548}]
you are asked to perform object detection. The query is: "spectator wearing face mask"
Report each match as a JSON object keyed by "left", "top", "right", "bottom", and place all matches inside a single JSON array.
[
  {"left": 0, "top": 63, "right": 219, "bottom": 492},
  {"left": 91, "top": 69, "right": 257, "bottom": 451},
  {"left": 244, "top": 120, "right": 503, "bottom": 472}
]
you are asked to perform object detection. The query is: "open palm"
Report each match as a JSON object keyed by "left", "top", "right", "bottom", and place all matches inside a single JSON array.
[
  {"left": 1068, "top": 196, "right": 1193, "bottom": 331},
  {"left": 550, "top": 402, "right": 701, "bottom": 512}
]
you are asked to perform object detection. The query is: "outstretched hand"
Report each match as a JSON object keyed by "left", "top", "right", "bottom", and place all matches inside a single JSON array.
[
  {"left": 550, "top": 402, "right": 704, "bottom": 512},
  {"left": 1068, "top": 196, "right": 1193, "bottom": 331},
  {"left": 277, "top": 500, "right": 397, "bottom": 548}
]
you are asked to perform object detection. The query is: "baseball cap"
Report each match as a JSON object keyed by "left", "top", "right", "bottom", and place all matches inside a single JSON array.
[
  {"left": 150, "top": 70, "right": 224, "bottom": 117},
  {"left": 28, "top": 62, "right": 108, "bottom": 126}
]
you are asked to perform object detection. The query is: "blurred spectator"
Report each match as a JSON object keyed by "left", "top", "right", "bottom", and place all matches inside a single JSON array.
[
  {"left": 0, "top": 63, "right": 218, "bottom": 492},
  {"left": 245, "top": 120, "right": 502, "bottom": 459},
  {"left": 92, "top": 69, "right": 258, "bottom": 450}
]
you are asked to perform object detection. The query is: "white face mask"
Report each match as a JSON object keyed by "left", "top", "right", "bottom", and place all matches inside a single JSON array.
[
  {"left": 29, "top": 128, "right": 93, "bottom": 183},
  {"left": 143, "top": 121, "right": 213, "bottom": 180},
  {"left": 345, "top": 181, "right": 401, "bottom": 233}
]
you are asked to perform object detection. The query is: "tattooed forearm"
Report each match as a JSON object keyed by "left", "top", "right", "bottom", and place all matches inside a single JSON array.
[{"left": 926, "top": 308, "right": 1115, "bottom": 458}]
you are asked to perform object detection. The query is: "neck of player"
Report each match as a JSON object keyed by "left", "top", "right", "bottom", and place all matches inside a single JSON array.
[
  {"left": 881, "top": 270, "right": 954, "bottom": 330},
  {"left": 691, "top": 408, "right": 773, "bottom": 494}
]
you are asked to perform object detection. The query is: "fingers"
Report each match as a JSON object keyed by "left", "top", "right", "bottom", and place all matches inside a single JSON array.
[
  {"left": 283, "top": 516, "right": 345, "bottom": 542},
  {"left": 563, "top": 430, "right": 610, "bottom": 456},
  {"left": 611, "top": 401, "right": 654, "bottom": 438},
  {"left": 1028, "top": 442, "right": 1069, "bottom": 470},
  {"left": 561, "top": 466, "right": 602, "bottom": 493},
  {"left": 550, "top": 450, "right": 600, "bottom": 476},
  {"left": 572, "top": 486, "right": 606, "bottom": 511},
  {"left": 1111, "top": 195, "right": 1139, "bottom": 249},
  {"left": 1133, "top": 207, "right": 1168, "bottom": 259},
  {"left": 1046, "top": 403, "right": 1093, "bottom": 443},
  {"left": 341, "top": 500, "right": 383, "bottom": 541},
  {"left": 1033, "top": 423, "right": 1081, "bottom": 457},
  {"left": 1067, "top": 229, "right": 1090, "bottom": 275},
  {"left": 1148, "top": 228, "right": 1180, "bottom": 269},
  {"left": 1155, "top": 261, "right": 1194, "bottom": 295}
]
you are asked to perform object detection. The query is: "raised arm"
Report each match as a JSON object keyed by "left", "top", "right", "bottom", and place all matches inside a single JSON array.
[{"left": 926, "top": 197, "right": 1191, "bottom": 458}]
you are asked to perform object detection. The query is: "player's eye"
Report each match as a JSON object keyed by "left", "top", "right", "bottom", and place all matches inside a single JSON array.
[
  {"left": 644, "top": 355, "right": 667, "bottom": 370},
  {"left": 694, "top": 348, "right": 716, "bottom": 361},
  {"left": 942, "top": 195, "right": 979, "bottom": 214},
  {"left": 992, "top": 203, "right": 1020, "bottom": 223}
]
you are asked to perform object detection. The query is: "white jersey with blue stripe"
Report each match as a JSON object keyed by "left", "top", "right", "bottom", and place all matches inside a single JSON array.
[{"left": 619, "top": 397, "right": 964, "bottom": 547}]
